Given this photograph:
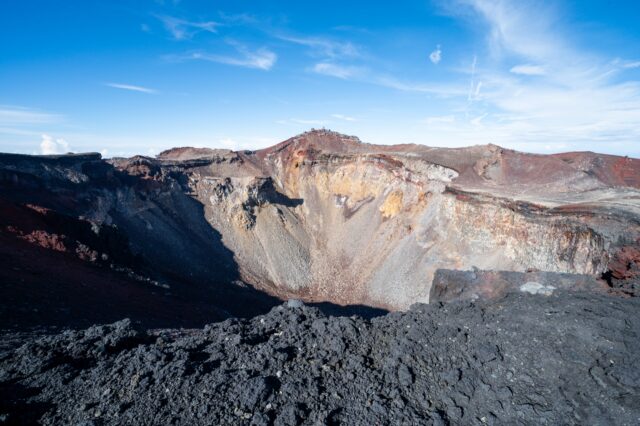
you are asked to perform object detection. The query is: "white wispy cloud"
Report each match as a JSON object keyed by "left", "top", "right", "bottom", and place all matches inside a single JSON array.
[
  {"left": 219, "top": 138, "right": 238, "bottom": 150},
  {"left": 312, "top": 62, "right": 362, "bottom": 79},
  {"left": 429, "top": 45, "right": 442, "bottom": 64},
  {"left": 310, "top": 58, "right": 467, "bottom": 97},
  {"left": 105, "top": 83, "right": 158, "bottom": 94},
  {"left": 622, "top": 61, "right": 640, "bottom": 69},
  {"left": 0, "top": 106, "right": 62, "bottom": 126},
  {"left": 510, "top": 64, "right": 546, "bottom": 75},
  {"left": 466, "top": 55, "right": 481, "bottom": 109},
  {"left": 187, "top": 47, "right": 276, "bottom": 70},
  {"left": 470, "top": 113, "right": 488, "bottom": 125},
  {"left": 444, "top": 0, "right": 566, "bottom": 61},
  {"left": 217, "top": 12, "right": 259, "bottom": 25},
  {"left": 312, "top": 65, "right": 466, "bottom": 97},
  {"left": 375, "top": 76, "right": 467, "bottom": 97},
  {"left": 172, "top": 40, "right": 277, "bottom": 70},
  {"left": 331, "top": 114, "right": 357, "bottom": 121},
  {"left": 424, "top": 0, "right": 640, "bottom": 152},
  {"left": 156, "top": 15, "right": 219, "bottom": 40},
  {"left": 277, "top": 34, "right": 361, "bottom": 59},
  {"left": 39, "top": 134, "right": 70, "bottom": 155},
  {"left": 424, "top": 115, "right": 455, "bottom": 124},
  {"left": 272, "top": 26, "right": 468, "bottom": 98}
]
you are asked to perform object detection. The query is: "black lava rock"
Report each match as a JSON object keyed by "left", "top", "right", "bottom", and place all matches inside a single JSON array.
[{"left": 1, "top": 291, "right": 639, "bottom": 425}]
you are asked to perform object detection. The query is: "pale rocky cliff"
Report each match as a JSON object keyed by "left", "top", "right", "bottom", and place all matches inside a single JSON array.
[
  {"left": 1, "top": 130, "right": 638, "bottom": 318},
  {"left": 115, "top": 129, "right": 640, "bottom": 309}
]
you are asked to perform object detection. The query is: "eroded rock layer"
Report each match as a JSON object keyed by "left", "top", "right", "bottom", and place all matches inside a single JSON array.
[{"left": 153, "top": 130, "right": 640, "bottom": 309}]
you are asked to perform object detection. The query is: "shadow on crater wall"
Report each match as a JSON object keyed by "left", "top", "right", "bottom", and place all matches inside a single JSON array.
[
  {"left": 0, "top": 155, "right": 387, "bottom": 332},
  {"left": 0, "top": 155, "right": 280, "bottom": 331}
]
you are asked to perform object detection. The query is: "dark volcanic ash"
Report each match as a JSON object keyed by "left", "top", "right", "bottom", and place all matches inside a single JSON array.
[{"left": 1, "top": 291, "right": 639, "bottom": 425}]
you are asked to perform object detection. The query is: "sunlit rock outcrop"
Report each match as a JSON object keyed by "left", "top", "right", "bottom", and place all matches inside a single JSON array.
[{"left": 1, "top": 129, "right": 639, "bottom": 316}]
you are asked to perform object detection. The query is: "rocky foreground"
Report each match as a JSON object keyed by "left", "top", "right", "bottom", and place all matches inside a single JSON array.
[{"left": 1, "top": 291, "right": 639, "bottom": 425}]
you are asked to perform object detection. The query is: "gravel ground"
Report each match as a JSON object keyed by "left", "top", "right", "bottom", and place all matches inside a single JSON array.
[{"left": 1, "top": 291, "right": 639, "bottom": 425}]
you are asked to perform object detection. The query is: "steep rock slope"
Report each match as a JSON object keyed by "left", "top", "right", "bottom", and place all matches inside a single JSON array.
[
  {"left": 0, "top": 153, "right": 279, "bottom": 329},
  {"left": 1, "top": 130, "right": 639, "bottom": 320},
  {"left": 153, "top": 130, "right": 639, "bottom": 309}
]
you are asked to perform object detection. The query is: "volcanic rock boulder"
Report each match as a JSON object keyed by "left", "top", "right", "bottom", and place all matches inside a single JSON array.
[{"left": 430, "top": 269, "right": 607, "bottom": 302}]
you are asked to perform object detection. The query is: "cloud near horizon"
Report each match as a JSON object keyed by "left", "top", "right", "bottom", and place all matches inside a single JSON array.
[
  {"left": 39, "top": 134, "right": 70, "bottom": 155},
  {"left": 415, "top": 0, "right": 640, "bottom": 151},
  {"left": 331, "top": 114, "right": 356, "bottom": 121}
]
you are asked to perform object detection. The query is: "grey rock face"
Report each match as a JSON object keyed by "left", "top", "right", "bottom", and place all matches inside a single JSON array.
[
  {"left": 285, "top": 299, "right": 305, "bottom": 308},
  {"left": 430, "top": 269, "right": 606, "bottom": 303}
]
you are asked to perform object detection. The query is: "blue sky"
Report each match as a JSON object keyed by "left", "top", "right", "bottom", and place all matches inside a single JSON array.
[{"left": 1, "top": 0, "right": 639, "bottom": 157}]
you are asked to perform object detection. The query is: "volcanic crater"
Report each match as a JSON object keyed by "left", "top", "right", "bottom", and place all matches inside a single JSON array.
[
  {"left": 1, "top": 130, "right": 639, "bottom": 424},
  {"left": 1, "top": 129, "right": 640, "bottom": 325}
]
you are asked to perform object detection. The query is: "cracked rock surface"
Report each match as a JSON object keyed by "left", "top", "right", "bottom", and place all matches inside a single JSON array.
[{"left": 1, "top": 290, "right": 639, "bottom": 425}]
